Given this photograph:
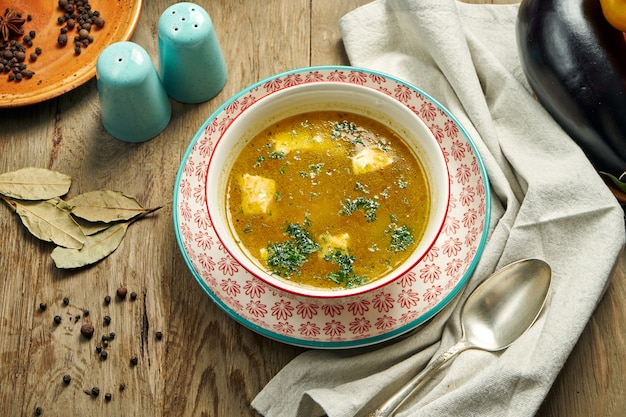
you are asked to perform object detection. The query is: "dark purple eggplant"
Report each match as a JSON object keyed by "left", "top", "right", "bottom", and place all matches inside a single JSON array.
[{"left": 516, "top": 0, "right": 626, "bottom": 180}]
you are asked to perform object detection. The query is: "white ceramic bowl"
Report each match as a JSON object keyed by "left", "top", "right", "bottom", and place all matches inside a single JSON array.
[{"left": 206, "top": 80, "right": 450, "bottom": 299}]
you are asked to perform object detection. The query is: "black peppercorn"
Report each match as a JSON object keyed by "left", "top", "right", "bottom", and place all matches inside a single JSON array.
[
  {"left": 100, "top": 351, "right": 108, "bottom": 361},
  {"left": 105, "top": 392, "right": 112, "bottom": 401},
  {"left": 35, "top": 406, "right": 42, "bottom": 415},
  {"left": 62, "top": 297, "right": 69, "bottom": 306},
  {"left": 119, "top": 383, "right": 125, "bottom": 391},
  {"left": 103, "top": 315, "right": 111, "bottom": 325},
  {"left": 91, "top": 387, "right": 100, "bottom": 397},
  {"left": 109, "top": 332, "right": 115, "bottom": 340},
  {"left": 130, "top": 356, "right": 138, "bottom": 366},
  {"left": 155, "top": 331, "right": 163, "bottom": 340},
  {"left": 63, "top": 374, "right": 71, "bottom": 384},
  {"left": 53, "top": 315, "right": 61, "bottom": 325},
  {"left": 130, "top": 292, "right": 137, "bottom": 301},
  {"left": 39, "top": 303, "right": 47, "bottom": 311},
  {"left": 104, "top": 295, "right": 111, "bottom": 305},
  {"left": 57, "top": 33, "right": 68, "bottom": 46},
  {"left": 83, "top": 309, "right": 89, "bottom": 317},
  {"left": 95, "top": 346, "right": 102, "bottom": 353}
]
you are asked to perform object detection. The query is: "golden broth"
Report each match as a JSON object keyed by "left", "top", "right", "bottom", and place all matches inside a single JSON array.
[{"left": 226, "top": 111, "right": 431, "bottom": 290}]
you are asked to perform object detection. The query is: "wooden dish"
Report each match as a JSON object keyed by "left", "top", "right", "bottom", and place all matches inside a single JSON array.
[{"left": 0, "top": 0, "right": 142, "bottom": 108}]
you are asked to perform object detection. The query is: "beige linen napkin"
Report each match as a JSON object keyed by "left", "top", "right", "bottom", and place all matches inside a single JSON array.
[{"left": 252, "top": 1, "right": 625, "bottom": 416}]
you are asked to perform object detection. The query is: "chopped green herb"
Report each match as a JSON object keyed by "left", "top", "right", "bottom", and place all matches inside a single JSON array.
[
  {"left": 339, "top": 196, "right": 380, "bottom": 222},
  {"left": 279, "top": 161, "right": 290, "bottom": 174},
  {"left": 254, "top": 156, "right": 266, "bottom": 167},
  {"left": 269, "top": 151, "right": 286, "bottom": 159},
  {"left": 377, "top": 140, "right": 391, "bottom": 152},
  {"left": 331, "top": 120, "right": 358, "bottom": 138},
  {"left": 265, "top": 222, "right": 320, "bottom": 277},
  {"left": 386, "top": 224, "right": 414, "bottom": 252},
  {"left": 309, "top": 163, "right": 324, "bottom": 177},
  {"left": 354, "top": 181, "right": 369, "bottom": 194},
  {"left": 303, "top": 216, "right": 312, "bottom": 228},
  {"left": 323, "top": 249, "right": 366, "bottom": 288},
  {"left": 266, "top": 241, "right": 307, "bottom": 277}
]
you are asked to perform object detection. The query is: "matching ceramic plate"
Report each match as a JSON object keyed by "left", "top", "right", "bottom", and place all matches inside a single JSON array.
[{"left": 173, "top": 66, "right": 491, "bottom": 348}]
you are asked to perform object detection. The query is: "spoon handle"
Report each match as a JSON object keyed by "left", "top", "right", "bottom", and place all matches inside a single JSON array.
[{"left": 369, "top": 339, "right": 472, "bottom": 417}]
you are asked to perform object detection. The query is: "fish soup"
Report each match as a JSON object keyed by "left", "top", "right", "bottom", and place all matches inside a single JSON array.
[{"left": 226, "top": 111, "right": 431, "bottom": 290}]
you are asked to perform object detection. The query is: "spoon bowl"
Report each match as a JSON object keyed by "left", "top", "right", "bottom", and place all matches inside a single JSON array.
[
  {"left": 462, "top": 258, "right": 551, "bottom": 350},
  {"left": 371, "top": 258, "right": 551, "bottom": 417}
]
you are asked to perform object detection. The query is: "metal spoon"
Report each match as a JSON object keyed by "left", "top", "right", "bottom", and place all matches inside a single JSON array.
[{"left": 370, "top": 258, "right": 552, "bottom": 417}]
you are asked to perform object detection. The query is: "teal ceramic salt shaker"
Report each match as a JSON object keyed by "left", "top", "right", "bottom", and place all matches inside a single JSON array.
[
  {"left": 158, "top": 2, "right": 228, "bottom": 103},
  {"left": 96, "top": 42, "right": 171, "bottom": 142}
]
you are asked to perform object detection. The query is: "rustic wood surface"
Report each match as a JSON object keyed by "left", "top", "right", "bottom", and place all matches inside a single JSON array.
[{"left": 0, "top": 0, "right": 624, "bottom": 416}]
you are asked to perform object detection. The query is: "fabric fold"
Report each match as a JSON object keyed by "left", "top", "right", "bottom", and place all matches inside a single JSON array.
[{"left": 252, "top": 1, "right": 625, "bottom": 416}]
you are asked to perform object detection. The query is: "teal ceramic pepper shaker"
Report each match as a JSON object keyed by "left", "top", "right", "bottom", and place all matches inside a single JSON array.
[
  {"left": 158, "top": 2, "right": 228, "bottom": 103},
  {"left": 96, "top": 41, "right": 171, "bottom": 142}
]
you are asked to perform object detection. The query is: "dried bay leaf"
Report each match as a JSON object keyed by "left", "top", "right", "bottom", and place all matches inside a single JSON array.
[
  {"left": 0, "top": 168, "right": 72, "bottom": 200},
  {"left": 11, "top": 198, "right": 86, "bottom": 249},
  {"left": 74, "top": 217, "right": 112, "bottom": 236},
  {"left": 68, "top": 190, "right": 148, "bottom": 223},
  {"left": 51, "top": 222, "right": 128, "bottom": 269}
]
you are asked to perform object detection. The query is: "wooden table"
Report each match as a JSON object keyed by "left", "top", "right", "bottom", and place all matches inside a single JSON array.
[{"left": 1, "top": 0, "right": 624, "bottom": 416}]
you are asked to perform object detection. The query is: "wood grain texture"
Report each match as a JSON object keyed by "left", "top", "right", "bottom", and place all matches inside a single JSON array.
[{"left": 0, "top": 0, "right": 624, "bottom": 416}]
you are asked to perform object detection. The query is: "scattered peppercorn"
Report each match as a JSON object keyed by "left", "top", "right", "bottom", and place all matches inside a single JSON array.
[
  {"left": 119, "top": 383, "right": 125, "bottom": 391},
  {"left": 62, "top": 374, "right": 71, "bottom": 384},
  {"left": 155, "top": 331, "right": 163, "bottom": 341},
  {"left": 91, "top": 387, "right": 100, "bottom": 397},
  {"left": 39, "top": 303, "right": 47, "bottom": 311},
  {"left": 103, "top": 315, "right": 111, "bottom": 326},
  {"left": 116, "top": 286, "right": 127, "bottom": 299},
  {"left": 105, "top": 392, "right": 112, "bottom": 401},
  {"left": 83, "top": 309, "right": 89, "bottom": 317},
  {"left": 95, "top": 346, "right": 102, "bottom": 354},
  {"left": 104, "top": 295, "right": 111, "bottom": 305},
  {"left": 130, "top": 292, "right": 137, "bottom": 301},
  {"left": 80, "top": 323, "right": 94, "bottom": 339},
  {"left": 101, "top": 334, "right": 110, "bottom": 342},
  {"left": 62, "top": 297, "right": 69, "bottom": 305},
  {"left": 130, "top": 356, "right": 138, "bottom": 366},
  {"left": 53, "top": 315, "right": 61, "bottom": 325},
  {"left": 100, "top": 351, "right": 108, "bottom": 361},
  {"left": 102, "top": 340, "right": 108, "bottom": 348},
  {"left": 109, "top": 332, "right": 116, "bottom": 340},
  {"left": 35, "top": 406, "right": 42, "bottom": 415}
]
